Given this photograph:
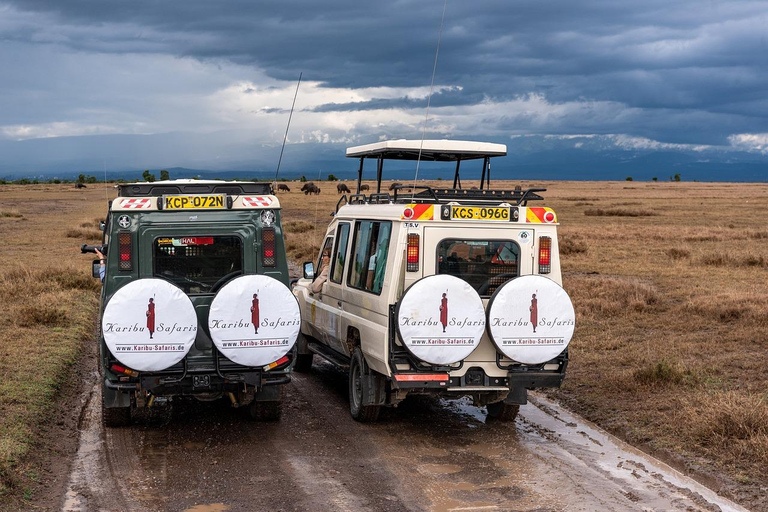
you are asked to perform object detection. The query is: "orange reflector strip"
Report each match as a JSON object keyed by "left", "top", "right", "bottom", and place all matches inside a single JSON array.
[{"left": 393, "top": 374, "right": 449, "bottom": 382}]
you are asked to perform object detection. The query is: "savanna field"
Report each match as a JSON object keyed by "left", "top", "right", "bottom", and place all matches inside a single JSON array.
[{"left": 0, "top": 180, "right": 766, "bottom": 509}]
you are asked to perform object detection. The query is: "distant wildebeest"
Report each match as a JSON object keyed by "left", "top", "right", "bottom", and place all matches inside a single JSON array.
[
  {"left": 389, "top": 182, "right": 402, "bottom": 191},
  {"left": 75, "top": 183, "right": 87, "bottom": 189},
  {"left": 337, "top": 183, "right": 351, "bottom": 194},
  {"left": 300, "top": 182, "right": 316, "bottom": 194},
  {"left": 277, "top": 184, "right": 291, "bottom": 192},
  {"left": 360, "top": 184, "right": 370, "bottom": 192}
]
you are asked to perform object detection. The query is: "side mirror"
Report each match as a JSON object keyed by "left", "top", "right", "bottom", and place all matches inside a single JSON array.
[
  {"left": 303, "top": 262, "right": 314, "bottom": 279},
  {"left": 99, "top": 220, "right": 106, "bottom": 231},
  {"left": 92, "top": 260, "right": 102, "bottom": 279}
]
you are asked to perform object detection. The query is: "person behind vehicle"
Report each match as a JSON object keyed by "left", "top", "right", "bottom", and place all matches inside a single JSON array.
[{"left": 311, "top": 250, "right": 331, "bottom": 293}]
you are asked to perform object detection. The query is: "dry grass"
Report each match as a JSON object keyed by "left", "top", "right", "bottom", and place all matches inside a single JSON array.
[
  {"left": 584, "top": 207, "right": 658, "bottom": 217},
  {"left": 0, "top": 210, "right": 23, "bottom": 219}
]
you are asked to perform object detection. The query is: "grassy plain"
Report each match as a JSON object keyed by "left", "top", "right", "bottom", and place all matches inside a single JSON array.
[{"left": 0, "top": 180, "right": 766, "bottom": 508}]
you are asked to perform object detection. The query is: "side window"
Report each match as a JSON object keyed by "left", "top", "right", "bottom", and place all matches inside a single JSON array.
[
  {"left": 348, "top": 221, "right": 392, "bottom": 294},
  {"left": 317, "top": 237, "right": 334, "bottom": 272},
  {"left": 331, "top": 223, "right": 350, "bottom": 284},
  {"left": 436, "top": 239, "right": 520, "bottom": 296}
]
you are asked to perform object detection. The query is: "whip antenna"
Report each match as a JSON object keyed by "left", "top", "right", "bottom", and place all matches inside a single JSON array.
[
  {"left": 273, "top": 72, "right": 302, "bottom": 189},
  {"left": 411, "top": 0, "right": 448, "bottom": 199}
]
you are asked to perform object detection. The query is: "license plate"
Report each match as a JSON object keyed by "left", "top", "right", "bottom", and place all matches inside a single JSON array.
[
  {"left": 162, "top": 194, "right": 225, "bottom": 210},
  {"left": 450, "top": 206, "right": 509, "bottom": 221}
]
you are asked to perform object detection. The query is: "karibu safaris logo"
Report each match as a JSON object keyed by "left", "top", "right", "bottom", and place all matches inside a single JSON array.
[
  {"left": 102, "top": 278, "right": 198, "bottom": 372},
  {"left": 486, "top": 275, "right": 575, "bottom": 365},
  {"left": 208, "top": 274, "right": 300, "bottom": 367},
  {"left": 397, "top": 274, "right": 486, "bottom": 365}
]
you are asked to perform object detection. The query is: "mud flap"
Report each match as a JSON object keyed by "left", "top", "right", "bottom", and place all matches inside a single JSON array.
[
  {"left": 253, "top": 384, "right": 282, "bottom": 402},
  {"left": 361, "top": 368, "right": 387, "bottom": 406},
  {"left": 504, "top": 387, "right": 528, "bottom": 405},
  {"left": 103, "top": 382, "right": 131, "bottom": 408}
]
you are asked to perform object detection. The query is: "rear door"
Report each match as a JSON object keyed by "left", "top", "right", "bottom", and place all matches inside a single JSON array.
[{"left": 423, "top": 225, "right": 533, "bottom": 362}]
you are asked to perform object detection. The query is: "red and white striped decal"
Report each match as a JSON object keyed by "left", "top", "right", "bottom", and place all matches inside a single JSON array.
[
  {"left": 243, "top": 196, "right": 273, "bottom": 207},
  {"left": 118, "top": 198, "right": 152, "bottom": 209}
]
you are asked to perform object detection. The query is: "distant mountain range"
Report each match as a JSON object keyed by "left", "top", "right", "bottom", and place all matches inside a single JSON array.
[{"left": 0, "top": 132, "right": 766, "bottom": 182}]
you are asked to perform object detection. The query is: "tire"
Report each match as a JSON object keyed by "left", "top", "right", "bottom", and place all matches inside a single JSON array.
[
  {"left": 247, "top": 399, "right": 282, "bottom": 421},
  {"left": 102, "top": 400, "right": 131, "bottom": 427},
  {"left": 486, "top": 401, "right": 520, "bottom": 422},
  {"left": 294, "top": 352, "right": 313, "bottom": 373},
  {"left": 349, "top": 349, "right": 381, "bottom": 423}
]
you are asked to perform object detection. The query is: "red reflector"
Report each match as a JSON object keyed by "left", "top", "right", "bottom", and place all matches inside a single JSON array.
[
  {"left": 118, "top": 231, "right": 132, "bottom": 271},
  {"left": 394, "top": 374, "right": 449, "bottom": 382},
  {"left": 407, "top": 233, "right": 419, "bottom": 272},
  {"left": 262, "top": 228, "right": 276, "bottom": 267},
  {"left": 539, "top": 236, "right": 551, "bottom": 274}
]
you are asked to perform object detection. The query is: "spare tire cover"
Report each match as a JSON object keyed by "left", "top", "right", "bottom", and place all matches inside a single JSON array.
[
  {"left": 396, "top": 274, "right": 486, "bottom": 365},
  {"left": 486, "top": 275, "right": 575, "bottom": 365},
  {"left": 208, "top": 275, "right": 300, "bottom": 367},
  {"left": 102, "top": 278, "right": 197, "bottom": 372}
]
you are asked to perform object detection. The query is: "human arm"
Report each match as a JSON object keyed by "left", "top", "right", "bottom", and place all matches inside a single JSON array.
[{"left": 311, "top": 264, "right": 330, "bottom": 294}]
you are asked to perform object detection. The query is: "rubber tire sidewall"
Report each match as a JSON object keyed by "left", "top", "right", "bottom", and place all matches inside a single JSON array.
[
  {"left": 486, "top": 401, "right": 519, "bottom": 422},
  {"left": 348, "top": 349, "right": 381, "bottom": 423}
]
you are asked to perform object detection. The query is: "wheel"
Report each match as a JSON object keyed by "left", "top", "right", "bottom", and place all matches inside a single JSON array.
[
  {"left": 294, "top": 352, "right": 313, "bottom": 373},
  {"left": 349, "top": 349, "right": 381, "bottom": 423},
  {"left": 102, "top": 400, "right": 131, "bottom": 427},
  {"left": 246, "top": 399, "right": 282, "bottom": 421},
  {"left": 486, "top": 401, "right": 519, "bottom": 422}
]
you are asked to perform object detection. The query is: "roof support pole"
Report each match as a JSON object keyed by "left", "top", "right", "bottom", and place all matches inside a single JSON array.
[
  {"left": 357, "top": 157, "right": 364, "bottom": 194},
  {"left": 486, "top": 157, "right": 491, "bottom": 190},
  {"left": 452, "top": 158, "right": 462, "bottom": 189},
  {"left": 376, "top": 155, "right": 383, "bottom": 194},
  {"left": 480, "top": 157, "right": 489, "bottom": 189}
]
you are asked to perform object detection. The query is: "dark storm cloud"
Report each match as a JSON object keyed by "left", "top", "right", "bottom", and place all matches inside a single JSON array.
[{"left": 2, "top": 0, "right": 768, "bottom": 146}]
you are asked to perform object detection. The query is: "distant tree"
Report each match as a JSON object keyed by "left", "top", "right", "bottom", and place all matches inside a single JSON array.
[
  {"left": 142, "top": 170, "right": 156, "bottom": 182},
  {"left": 85, "top": 175, "right": 98, "bottom": 184},
  {"left": 626, "top": 176, "right": 633, "bottom": 181},
  {"left": 327, "top": 174, "right": 339, "bottom": 181},
  {"left": 673, "top": 173, "right": 681, "bottom": 182},
  {"left": 160, "top": 169, "right": 170, "bottom": 181},
  {"left": 77, "top": 174, "right": 85, "bottom": 184},
  {"left": 652, "top": 177, "right": 658, "bottom": 182},
  {"left": 32, "top": 179, "right": 39, "bottom": 184},
  {"left": 300, "top": 175, "right": 307, "bottom": 182}
]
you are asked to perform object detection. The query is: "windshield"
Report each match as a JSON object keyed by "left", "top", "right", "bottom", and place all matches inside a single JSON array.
[
  {"left": 436, "top": 239, "right": 520, "bottom": 296},
  {"left": 153, "top": 236, "right": 242, "bottom": 294}
]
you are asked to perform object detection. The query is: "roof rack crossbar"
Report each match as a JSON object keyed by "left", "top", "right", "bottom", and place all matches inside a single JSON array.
[{"left": 389, "top": 186, "right": 546, "bottom": 206}]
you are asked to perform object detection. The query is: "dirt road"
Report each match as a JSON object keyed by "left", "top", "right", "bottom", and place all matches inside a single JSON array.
[{"left": 61, "top": 362, "right": 748, "bottom": 512}]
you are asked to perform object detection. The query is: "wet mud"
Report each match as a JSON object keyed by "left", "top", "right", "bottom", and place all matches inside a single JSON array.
[{"left": 62, "top": 361, "right": 749, "bottom": 512}]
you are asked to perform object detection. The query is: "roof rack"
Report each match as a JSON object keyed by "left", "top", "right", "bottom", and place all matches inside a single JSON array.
[
  {"left": 118, "top": 181, "right": 272, "bottom": 197},
  {"left": 393, "top": 185, "right": 545, "bottom": 206}
]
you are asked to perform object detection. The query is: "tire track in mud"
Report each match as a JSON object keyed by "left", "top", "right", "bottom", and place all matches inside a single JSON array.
[{"left": 62, "top": 361, "right": 750, "bottom": 512}]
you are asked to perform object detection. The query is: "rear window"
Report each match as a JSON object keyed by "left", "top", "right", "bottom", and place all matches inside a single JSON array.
[
  {"left": 153, "top": 236, "right": 242, "bottom": 294},
  {"left": 436, "top": 239, "right": 520, "bottom": 296}
]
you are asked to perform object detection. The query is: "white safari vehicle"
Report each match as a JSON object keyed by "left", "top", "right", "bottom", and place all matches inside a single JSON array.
[{"left": 292, "top": 140, "right": 575, "bottom": 422}]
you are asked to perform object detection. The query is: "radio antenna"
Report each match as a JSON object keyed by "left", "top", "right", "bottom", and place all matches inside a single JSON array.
[
  {"left": 273, "top": 72, "right": 302, "bottom": 191},
  {"left": 411, "top": 0, "right": 448, "bottom": 199},
  {"left": 103, "top": 159, "right": 108, "bottom": 204}
]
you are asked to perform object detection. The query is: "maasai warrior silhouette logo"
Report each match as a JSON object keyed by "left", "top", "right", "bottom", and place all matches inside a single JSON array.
[
  {"left": 146, "top": 297, "right": 156, "bottom": 339},
  {"left": 251, "top": 292, "right": 259, "bottom": 334},
  {"left": 529, "top": 293, "right": 538, "bottom": 333},
  {"left": 439, "top": 292, "right": 448, "bottom": 333}
]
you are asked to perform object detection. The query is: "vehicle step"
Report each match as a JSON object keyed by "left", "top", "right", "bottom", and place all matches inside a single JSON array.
[{"left": 308, "top": 342, "right": 350, "bottom": 370}]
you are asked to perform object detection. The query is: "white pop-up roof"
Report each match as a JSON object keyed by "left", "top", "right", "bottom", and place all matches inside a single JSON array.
[{"left": 346, "top": 139, "right": 507, "bottom": 161}]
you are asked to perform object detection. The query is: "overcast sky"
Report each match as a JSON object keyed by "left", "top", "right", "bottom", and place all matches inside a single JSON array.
[{"left": 1, "top": 0, "right": 767, "bottom": 155}]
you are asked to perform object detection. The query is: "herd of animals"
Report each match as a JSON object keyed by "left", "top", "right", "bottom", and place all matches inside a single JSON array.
[{"left": 276, "top": 182, "right": 403, "bottom": 195}]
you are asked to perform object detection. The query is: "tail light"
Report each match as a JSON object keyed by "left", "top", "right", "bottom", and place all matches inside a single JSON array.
[
  {"left": 539, "top": 236, "right": 551, "bottom": 274},
  {"left": 407, "top": 233, "right": 420, "bottom": 272},
  {"left": 262, "top": 228, "right": 276, "bottom": 267},
  {"left": 110, "top": 363, "right": 139, "bottom": 377},
  {"left": 263, "top": 355, "right": 290, "bottom": 371},
  {"left": 118, "top": 231, "right": 132, "bottom": 271}
]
